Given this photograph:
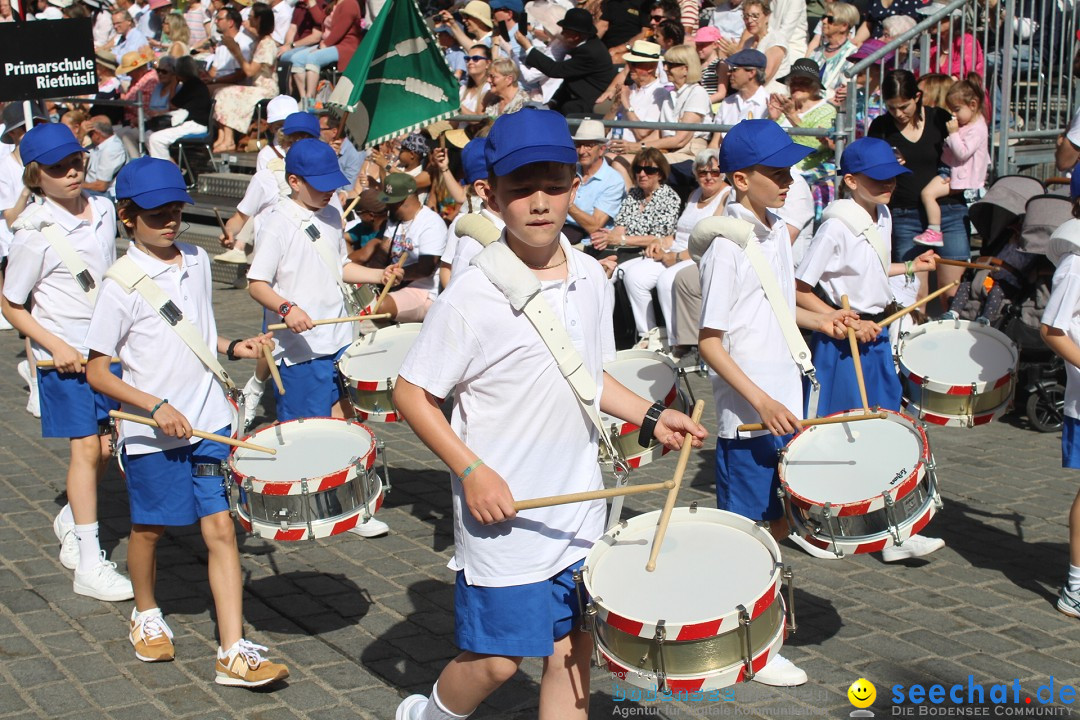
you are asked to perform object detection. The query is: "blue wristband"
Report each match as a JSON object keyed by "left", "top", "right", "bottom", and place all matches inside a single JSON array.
[{"left": 459, "top": 459, "right": 484, "bottom": 481}]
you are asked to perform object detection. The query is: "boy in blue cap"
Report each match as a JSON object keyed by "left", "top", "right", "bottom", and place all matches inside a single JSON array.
[
  {"left": 85, "top": 157, "right": 289, "bottom": 686},
  {"left": 698, "top": 119, "right": 854, "bottom": 686},
  {"left": 247, "top": 138, "right": 401, "bottom": 430},
  {"left": 393, "top": 108, "right": 706, "bottom": 720},
  {"left": 792, "top": 136, "right": 945, "bottom": 563},
  {"left": 1, "top": 122, "right": 133, "bottom": 602}
]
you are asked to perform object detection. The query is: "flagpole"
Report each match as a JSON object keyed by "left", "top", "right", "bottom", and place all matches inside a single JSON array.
[{"left": 335, "top": 111, "right": 349, "bottom": 141}]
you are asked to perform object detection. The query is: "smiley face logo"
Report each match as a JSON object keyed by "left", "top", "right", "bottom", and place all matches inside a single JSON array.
[{"left": 848, "top": 678, "right": 876, "bottom": 708}]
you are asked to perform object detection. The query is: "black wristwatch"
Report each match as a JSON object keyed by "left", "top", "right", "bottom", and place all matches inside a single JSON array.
[
  {"left": 226, "top": 339, "right": 242, "bottom": 361},
  {"left": 638, "top": 402, "right": 666, "bottom": 448},
  {"left": 278, "top": 302, "right": 294, "bottom": 318}
]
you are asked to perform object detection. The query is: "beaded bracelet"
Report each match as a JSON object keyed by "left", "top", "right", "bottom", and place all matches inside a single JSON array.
[
  {"left": 459, "top": 459, "right": 484, "bottom": 481},
  {"left": 150, "top": 399, "right": 169, "bottom": 416}
]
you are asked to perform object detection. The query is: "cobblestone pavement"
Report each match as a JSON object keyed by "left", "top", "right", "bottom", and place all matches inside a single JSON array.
[{"left": 2, "top": 277, "right": 1080, "bottom": 720}]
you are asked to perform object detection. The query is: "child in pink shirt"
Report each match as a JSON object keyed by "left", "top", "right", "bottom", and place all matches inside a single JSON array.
[{"left": 914, "top": 74, "right": 990, "bottom": 247}]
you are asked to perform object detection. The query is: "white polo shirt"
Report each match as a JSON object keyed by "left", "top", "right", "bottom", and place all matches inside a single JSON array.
[
  {"left": 796, "top": 202, "right": 894, "bottom": 315},
  {"left": 699, "top": 201, "right": 802, "bottom": 439},
  {"left": 398, "top": 234, "right": 613, "bottom": 587},
  {"left": 715, "top": 86, "right": 770, "bottom": 129},
  {"left": 210, "top": 32, "right": 253, "bottom": 75},
  {"left": 628, "top": 77, "right": 670, "bottom": 126},
  {"left": 1044, "top": 253, "right": 1080, "bottom": 420},
  {"left": 777, "top": 170, "right": 814, "bottom": 267},
  {"left": 0, "top": 151, "right": 24, "bottom": 256},
  {"left": 4, "top": 195, "right": 117, "bottom": 362},
  {"left": 247, "top": 197, "right": 352, "bottom": 365},
  {"left": 255, "top": 142, "right": 285, "bottom": 173},
  {"left": 385, "top": 205, "right": 447, "bottom": 298},
  {"left": 238, "top": 166, "right": 345, "bottom": 219},
  {"left": 86, "top": 243, "right": 233, "bottom": 455}
]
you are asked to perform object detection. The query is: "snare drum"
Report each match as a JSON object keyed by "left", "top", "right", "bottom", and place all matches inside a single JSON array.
[
  {"left": 582, "top": 507, "right": 789, "bottom": 692},
  {"left": 230, "top": 417, "right": 383, "bottom": 541},
  {"left": 600, "top": 350, "right": 681, "bottom": 469},
  {"left": 778, "top": 409, "right": 942, "bottom": 556},
  {"left": 337, "top": 324, "right": 422, "bottom": 422},
  {"left": 897, "top": 319, "right": 1018, "bottom": 427}
]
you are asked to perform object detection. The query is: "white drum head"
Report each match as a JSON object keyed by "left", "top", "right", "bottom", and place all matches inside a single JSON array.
[
  {"left": 233, "top": 418, "right": 374, "bottom": 482},
  {"left": 781, "top": 414, "right": 923, "bottom": 504},
  {"left": 339, "top": 323, "right": 422, "bottom": 382},
  {"left": 601, "top": 351, "right": 677, "bottom": 425},
  {"left": 900, "top": 321, "right": 1017, "bottom": 389},
  {"left": 589, "top": 509, "right": 777, "bottom": 625}
]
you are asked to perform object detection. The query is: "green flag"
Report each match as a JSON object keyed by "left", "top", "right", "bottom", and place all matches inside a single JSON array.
[{"left": 327, "top": 0, "right": 459, "bottom": 148}]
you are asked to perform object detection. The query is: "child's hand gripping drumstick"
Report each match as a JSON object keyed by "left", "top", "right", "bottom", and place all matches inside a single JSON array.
[
  {"left": 646, "top": 399, "right": 706, "bottom": 572},
  {"left": 373, "top": 254, "right": 408, "bottom": 314},
  {"left": 109, "top": 410, "right": 276, "bottom": 454}
]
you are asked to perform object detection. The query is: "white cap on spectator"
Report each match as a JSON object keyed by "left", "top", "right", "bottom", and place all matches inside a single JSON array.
[{"left": 267, "top": 95, "right": 300, "bottom": 125}]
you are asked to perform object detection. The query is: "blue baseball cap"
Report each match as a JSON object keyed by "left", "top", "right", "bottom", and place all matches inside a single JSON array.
[
  {"left": 725, "top": 49, "right": 767, "bottom": 68},
  {"left": 485, "top": 107, "right": 576, "bottom": 176},
  {"left": 285, "top": 138, "right": 348, "bottom": 192},
  {"left": 282, "top": 111, "right": 321, "bottom": 138},
  {"left": 115, "top": 157, "right": 194, "bottom": 208},
  {"left": 20, "top": 123, "right": 87, "bottom": 166},
  {"left": 490, "top": 0, "right": 523, "bottom": 13},
  {"left": 839, "top": 137, "right": 912, "bottom": 180},
  {"left": 1071, "top": 170, "right": 1080, "bottom": 200},
  {"left": 462, "top": 138, "right": 488, "bottom": 184},
  {"left": 718, "top": 119, "right": 812, "bottom": 173}
]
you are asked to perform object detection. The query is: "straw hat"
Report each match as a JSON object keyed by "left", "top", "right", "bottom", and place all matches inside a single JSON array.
[
  {"left": 624, "top": 40, "right": 662, "bottom": 64},
  {"left": 460, "top": 0, "right": 493, "bottom": 28},
  {"left": 117, "top": 47, "right": 155, "bottom": 75}
]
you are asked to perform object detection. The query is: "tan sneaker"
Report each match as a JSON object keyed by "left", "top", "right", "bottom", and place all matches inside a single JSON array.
[
  {"left": 215, "top": 639, "right": 290, "bottom": 688},
  {"left": 129, "top": 608, "right": 175, "bottom": 662}
]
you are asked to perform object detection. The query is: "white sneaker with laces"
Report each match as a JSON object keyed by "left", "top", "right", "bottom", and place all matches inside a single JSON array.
[
  {"left": 348, "top": 516, "right": 389, "bottom": 538},
  {"left": 881, "top": 534, "right": 945, "bottom": 562},
  {"left": 1057, "top": 585, "right": 1080, "bottom": 618},
  {"left": 26, "top": 372, "right": 39, "bottom": 418},
  {"left": 73, "top": 550, "right": 134, "bottom": 601},
  {"left": 789, "top": 533, "right": 841, "bottom": 560},
  {"left": 213, "top": 247, "right": 249, "bottom": 264},
  {"left": 52, "top": 508, "right": 78, "bottom": 570},
  {"left": 753, "top": 654, "right": 808, "bottom": 686},
  {"left": 396, "top": 694, "right": 429, "bottom": 720},
  {"left": 242, "top": 375, "right": 265, "bottom": 428}
]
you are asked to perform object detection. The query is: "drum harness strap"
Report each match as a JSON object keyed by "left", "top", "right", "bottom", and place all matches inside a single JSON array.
[
  {"left": 103, "top": 255, "right": 245, "bottom": 440},
  {"left": 818, "top": 200, "right": 899, "bottom": 322},
  {"left": 688, "top": 216, "right": 821, "bottom": 419},
  {"left": 278, "top": 199, "right": 365, "bottom": 316},
  {"left": 456, "top": 214, "right": 633, "bottom": 529},
  {"left": 12, "top": 202, "right": 102, "bottom": 306}
]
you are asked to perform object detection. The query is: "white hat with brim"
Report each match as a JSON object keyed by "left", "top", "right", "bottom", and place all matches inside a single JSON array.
[
  {"left": 460, "top": 0, "right": 493, "bottom": 28},
  {"left": 572, "top": 119, "right": 607, "bottom": 143},
  {"left": 624, "top": 40, "right": 662, "bottom": 64}
]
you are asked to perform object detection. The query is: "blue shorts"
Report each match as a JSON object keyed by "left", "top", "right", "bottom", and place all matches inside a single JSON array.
[
  {"left": 1063, "top": 416, "right": 1080, "bottom": 470},
  {"left": 274, "top": 346, "right": 347, "bottom": 421},
  {"left": 891, "top": 204, "right": 970, "bottom": 262},
  {"left": 455, "top": 559, "right": 584, "bottom": 658},
  {"left": 715, "top": 434, "right": 790, "bottom": 522},
  {"left": 38, "top": 363, "right": 122, "bottom": 438},
  {"left": 122, "top": 426, "right": 231, "bottom": 526},
  {"left": 805, "top": 332, "right": 902, "bottom": 417}
]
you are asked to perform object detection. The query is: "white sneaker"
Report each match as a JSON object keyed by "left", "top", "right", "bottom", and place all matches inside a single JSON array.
[
  {"left": 348, "top": 516, "right": 389, "bottom": 538},
  {"left": 17, "top": 360, "right": 30, "bottom": 387},
  {"left": 753, "top": 654, "right": 807, "bottom": 686},
  {"left": 52, "top": 508, "right": 78, "bottom": 570},
  {"left": 242, "top": 375, "right": 265, "bottom": 428},
  {"left": 25, "top": 364, "right": 39, "bottom": 418},
  {"left": 396, "top": 694, "right": 429, "bottom": 720},
  {"left": 881, "top": 534, "right": 945, "bottom": 562},
  {"left": 788, "top": 533, "right": 841, "bottom": 560},
  {"left": 213, "top": 247, "right": 249, "bottom": 264},
  {"left": 73, "top": 550, "right": 134, "bottom": 601}
]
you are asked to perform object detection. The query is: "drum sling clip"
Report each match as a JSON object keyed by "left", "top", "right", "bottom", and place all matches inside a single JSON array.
[
  {"left": 736, "top": 606, "right": 754, "bottom": 681},
  {"left": 782, "top": 567, "right": 797, "bottom": 635},
  {"left": 75, "top": 269, "right": 96, "bottom": 295},
  {"left": 821, "top": 503, "right": 843, "bottom": 558},
  {"left": 354, "top": 460, "right": 374, "bottom": 522},
  {"left": 652, "top": 623, "right": 669, "bottom": 694},
  {"left": 881, "top": 490, "right": 903, "bottom": 546}
]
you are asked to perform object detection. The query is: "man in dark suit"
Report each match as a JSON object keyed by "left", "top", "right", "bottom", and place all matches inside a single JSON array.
[{"left": 523, "top": 8, "right": 617, "bottom": 116}]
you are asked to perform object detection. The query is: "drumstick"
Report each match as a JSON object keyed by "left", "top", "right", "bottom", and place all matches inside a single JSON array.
[
  {"left": 109, "top": 410, "right": 277, "bottom": 455},
  {"left": 342, "top": 195, "right": 362, "bottom": 219},
  {"left": 878, "top": 281, "right": 960, "bottom": 328},
  {"left": 262, "top": 344, "right": 285, "bottom": 395},
  {"left": 36, "top": 356, "right": 120, "bottom": 368},
  {"left": 212, "top": 207, "right": 228, "bottom": 234},
  {"left": 934, "top": 258, "right": 998, "bottom": 272},
  {"left": 737, "top": 411, "right": 886, "bottom": 433},
  {"left": 513, "top": 480, "right": 674, "bottom": 511},
  {"left": 266, "top": 313, "right": 391, "bottom": 331},
  {"left": 646, "top": 398, "right": 706, "bottom": 573},
  {"left": 373, "top": 255, "right": 408, "bottom": 314},
  {"left": 842, "top": 295, "right": 870, "bottom": 413}
]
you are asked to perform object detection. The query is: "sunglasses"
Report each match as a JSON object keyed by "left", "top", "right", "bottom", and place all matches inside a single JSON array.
[
  {"left": 465, "top": 55, "right": 489, "bottom": 62},
  {"left": 649, "top": 13, "right": 665, "bottom": 20},
  {"left": 823, "top": 14, "right": 835, "bottom": 22},
  {"left": 696, "top": 168, "right": 721, "bottom": 177},
  {"left": 632, "top": 165, "right": 661, "bottom": 176}
]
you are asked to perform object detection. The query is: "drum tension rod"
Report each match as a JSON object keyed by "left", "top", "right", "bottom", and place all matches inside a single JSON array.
[
  {"left": 301, "top": 477, "right": 315, "bottom": 541},
  {"left": 653, "top": 623, "right": 668, "bottom": 695},
  {"left": 737, "top": 605, "right": 754, "bottom": 681},
  {"left": 354, "top": 460, "right": 373, "bottom": 523},
  {"left": 376, "top": 437, "right": 392, "bottom": 495},
  {"left": 822, "top": 503, "right": 843, "bottom": 558},
  {"left": 783, "top": 567, "right": 797, "bottom": 635},
  {"left": 881, "top": 490, "right": 902, "bottom": 547}
]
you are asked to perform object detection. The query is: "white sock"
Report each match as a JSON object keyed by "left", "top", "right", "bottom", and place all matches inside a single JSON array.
[
  {"left": 420, "top": 682, "right": 472, "bottom": 720},
  {"left": 244, "top": 375, "right": 265, "bottom": 392},
  {"left": 59, "top": 504, "right": 74, "bottom": 527},
  {"left": 74, "top": 522, "right": 102, "bottom": 573},
  {"left": 927, "top": 223, "right": 941, "bottom": 232},
  {"left": 131, "top": 606, "right": 161, "bottom": 621},
  {"left": 1067, "top": 564, "right": 1080, "bottom": 592}
]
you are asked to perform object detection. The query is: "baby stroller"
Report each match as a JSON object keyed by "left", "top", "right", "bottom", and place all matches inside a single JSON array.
[{"left": 957, "top": 178, "right": 1069, "bottom": 432}]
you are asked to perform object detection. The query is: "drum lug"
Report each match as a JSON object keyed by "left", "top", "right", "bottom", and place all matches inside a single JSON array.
[
  {"left": 242, "top": 477, "right": 254, "bottom": 533},
  {"left": 376, "top": 436, "right": 392, "bottom": 495},
  {"left": 737, "top": 605, "right": 754, "bottom": 681},
  {"left": 783, "top": 566, "right": 797, "bottom": 635},
  {"left": 652, "top": 623, "right": 668, "bottom": 695},
  {"left": 354, "top": 462, "right": 373, "bottom": 523},
  {"left": 881, "top": 489, "right": 902, "bottom": 546},
  {"left": 300, "top": 477, "right": 315, "bottom": 541},
  {"left": 689, "top": 501, "right": 697, "bottom": 513},
  {"left": 822, "top": 503, "right": 843, "bottom": 558},
  {"left": 572, "top": 569, "right": 590, "bottom": 633}
]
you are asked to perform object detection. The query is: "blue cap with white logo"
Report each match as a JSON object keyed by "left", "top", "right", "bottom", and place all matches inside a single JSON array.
[
  {"left": 20, "top": 123, "right": 87, "bottom": 167},
  {"left": 485, "top": 107, "right": 576, "bottom": 177},
  {"left": 717, "top": 119, "right": 812, "bottom": 173},
  {"left": 840, "top": 137, "right": 912, "bottom": 181},
  {"left": 115, "top": 157, "right": 194, "bottom": 209},
  {"left": 285, "top": 138, "right": 348, "bottom": 192}
]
